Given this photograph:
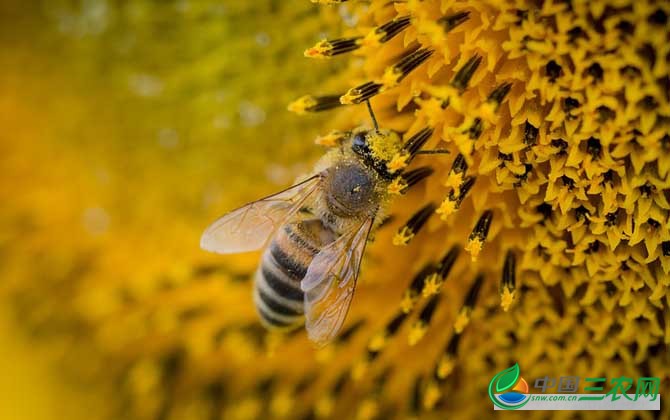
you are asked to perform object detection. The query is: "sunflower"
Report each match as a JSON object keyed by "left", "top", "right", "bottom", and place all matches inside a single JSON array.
[{"left": 1, "top": 0, "right": 668, "bottom": 419}]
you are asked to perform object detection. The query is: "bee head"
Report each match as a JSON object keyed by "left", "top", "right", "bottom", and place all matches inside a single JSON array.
[{"left": 350, "top": 129, "right": 402, "bottom": 180}]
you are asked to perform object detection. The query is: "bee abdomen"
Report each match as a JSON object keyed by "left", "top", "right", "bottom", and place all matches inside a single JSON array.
[
  {"left": 254, "top": 220, "right": 335, "bottom": 330},
  {"left": 270, "top": 243, "right": 308, "bottom": 279},
  {"left": 253, "top": 278, "right": 303, "bottom": 329},
  {"left": 255, "top": 257, "right": 305, "bottom": 329}
]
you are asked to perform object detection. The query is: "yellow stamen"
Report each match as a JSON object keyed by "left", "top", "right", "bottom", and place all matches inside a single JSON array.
[
  {"left": 356, "top": 399, "right": 379, "bottom": 420},
  {"left": 351, "top": 360, "right": 369, "bottom": 381},
  {"left": 400, "top": 290, "right": 417, "bottom": 313},
  {"left": 422, "top": 381, "right": 442, "bottom": 410},
  {"left": 436, "top": 354, "right": 456, "bottom": 379},
  {"left": 408, "top": 321, "right": 427, "bottom": 346},
  {"left": 453, "top": 308, "right": 471, "bottom": 333},
  {"left": 315, "top": 130, "right": 347, "bottom": 147},
  {"left": 382, "top": 66, "right": 403, "bottom": 88},
  {"left": 361, "top": 29, "right": 384, "bottom": 48},
  {"left": 421, "top": 273, "right": 442, "bottom": 297},
  {"left": 387, "top": 152, "right": 410, "bottom": 173},
  {"left": 464, "top": 237, "right": 484, "bottom": 261},
  {"left": 315, "top": 396, "right": 334, "bottom": 418},
  {"left": 304, "top": 39, "right": 333, "bottom": 58},
  {"left": 387, "top": 177, "right": 408, "bottom": 195},
  {"left": 436, "top": 198, "right": 458, "bottom": 220},
  {"left": 287, "top": 95, "right": 317, "bottom": 115},
  {"left": 393, "top": 226, "right": 414, "bottom": 246},
  {"left": 500, "top": 286, "right": 516, "bottom": 312},
  {"left": 270, "top": 392, "right": 293, "bottom": 418},
  {"left": 367, "top": 332, "right": 387, "bottom": 352}
]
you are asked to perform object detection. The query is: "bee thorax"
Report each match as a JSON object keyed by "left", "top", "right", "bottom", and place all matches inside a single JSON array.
[{"left": 325, "top": 163, "right": 377, "bottom": 217}]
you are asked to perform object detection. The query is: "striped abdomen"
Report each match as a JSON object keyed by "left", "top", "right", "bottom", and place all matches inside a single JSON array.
[{"left": 254, "top": 219, "right": 336, "bottom": 329}]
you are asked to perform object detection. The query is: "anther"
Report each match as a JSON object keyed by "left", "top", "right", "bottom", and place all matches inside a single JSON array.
[
  {"left": 586, "top": 137, "right": 602, "bottom": 159},
  {"left": 408, "top": 295, "right": 440, "bottom": 345},
  {"left": 422, "top": 246, "right": 460, "bottom": 297},
  {"left": 465, "top": 118, "right": 483, "bottom": 140},
  {"left": 523, "top": 121, "right": 539, "bottom": 146},
  {"left": 304, "top": 37, "right": 362, "bottom": 58},
  {"left": 545, "top": 60, "right": 563, "bottom": 82},
  {"left": 465, "top": 210, "right": 493, "bottom": 261},
  {"left": 383, "top": 48, "right": 434, "bottom": 87},
  {"left": 366, "top": 311, "right": 409, "bottom": 364},
  {"left": 438, "top": 11, "right": 470, "bottom": 32},
  {"left": 662, "top": 241, "right": 670, "bottom": 257},
  {"left": 288, "top": 94, "right": 344, "bottom": 114},
  {"left": 453, "top": 274, "right": 484, "bottom": 333},
  {"left": 409, "top": 376, "right": 423, "bottom": 415},
  {"left": 451, "top": 152, "right": 468, "bottom": 174},
  {"left": 403, "top": 166, "right": 434, "bottom": 188},
  {"left": 436, "top": 176, "right": 475, "bottom": 220},
  {"left": 563, "top": 97, "right": 580, "bottom": 112},
  {"left": 340, "top": 81, "right": 384, "bottom": 105},
  {"left": 438, "top": 245, "right": 460, "bottom": 278},
  {"left": 315, "top": 368, "right": 349, "bottom": 417},
  {"left": 487, "top": 82, "right": 513, "bottom": 107},
  {"left": 364, "top": 15, "right": 412, "bottom": 46},
  {"left": 450, "top": 55, "right": 482, "bottom": 91},
  {"left": 315, "top": 130, "right": 349, "bottom": 147},
  {"left": 401, "top": 264, "right": 437, "bottom": 313},
  {"left": 500, "top": 251, "right": 516, "bottom": 311},
  {"left": 435, "top": 333, "right": 461, "bottom": 380},
  {"left": 403, "top": 127, "right": 434, "bottom": 157},
  {"left": 393, "top": 203, "right": 437, "bottom": 246}
]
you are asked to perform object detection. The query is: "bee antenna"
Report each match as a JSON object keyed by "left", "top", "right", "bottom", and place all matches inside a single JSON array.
[{"left": 366, "top": 99, "right": 380, "bottom": 133}]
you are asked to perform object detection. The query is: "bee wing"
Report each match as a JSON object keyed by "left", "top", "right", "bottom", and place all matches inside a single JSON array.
[
  {"left": 200, "top": 174, "right": 323, "bottom": 254},
  {"left": 301, "top": 217, "right": 374, "bottom": 347}
]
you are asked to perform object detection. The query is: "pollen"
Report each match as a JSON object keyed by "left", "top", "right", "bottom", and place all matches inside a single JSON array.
[
  {"left": 435, "top": 198, "right": 458, "bottom": 220},
  {"left": 304, "top": 37, "right": 361, "bottom": 58},
  {"left": 422, "top": 382, "right": 442, "bottom": 411},
  {"left": 436, "top": 354, "right": 456, "bottom": 379},
  {"left": 356, "top": 399, "right": 379, "bottom": 420},
  {"left": 500, "top": 286, "right": 515, "bottom": 312},
  {"left": 386, "top": 152, "right": 410, "bottom": 173},
  {"left": 315, "top": 130, "right": 348, "bottom": 147},
  {"left": 407, "top": 321, "right": 427, "bottom": 346},
  {"left": 288, "top": 94, "right": 343, "bottom": 114},
  {"left": 315, "top": 396, "right": 334, "bottom": 418},
  {"left": 387, "top": 177, "right": 408, "bottom": 195},
  {"left": 464, "top": 211, "right": 493, "bottom": 261},
  {"left": 340, "top": 81, "right": 384, "bottom": 105},
  {"left": 367, "top": 332, "right": 387, "bottom": 353},
  {"left": 421, "top": 273, "right": 441, "bottom": 297},
  {"left": 453, "top": 308, "right": 471, "bottom": 334},
  {"left": 399, "top": 290, "right": 416, "bottom": 313},
  {"left": 367, "top": 129, "right": 403, "bottom": 162},
  {"left": 394, "top": 203, "right": 437, "bottom": 246}
]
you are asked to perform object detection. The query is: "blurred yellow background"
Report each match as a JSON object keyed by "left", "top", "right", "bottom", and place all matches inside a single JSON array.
[{"left": 0, "top": 2, "right": 338, "bottom": 418}]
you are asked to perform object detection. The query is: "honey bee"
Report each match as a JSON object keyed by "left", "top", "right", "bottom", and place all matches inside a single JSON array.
[{"left": 201, "top": 106, "right": 437, "bottom": 346}]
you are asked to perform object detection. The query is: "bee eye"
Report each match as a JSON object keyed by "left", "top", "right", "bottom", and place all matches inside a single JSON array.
[
  {"left": 354, "top": 132, "right": 368, "bottom": 146},
  {"left": 352, "top": 132, "right": 368, "bottom": 154}
]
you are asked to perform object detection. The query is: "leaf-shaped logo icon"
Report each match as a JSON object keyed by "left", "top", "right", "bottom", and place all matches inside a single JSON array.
[
  {"left": 488, "top": 363, "right": 528, "bottom": 410},
  {"left": 494, "top": 363, "right": 520, "bottom": 393}
]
